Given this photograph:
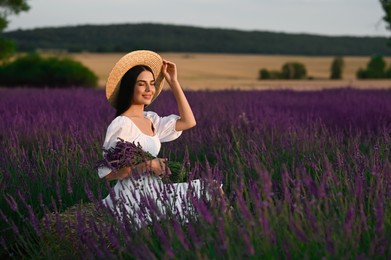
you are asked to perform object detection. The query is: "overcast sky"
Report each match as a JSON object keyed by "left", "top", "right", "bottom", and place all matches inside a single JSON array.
[{"left": 5, "top": 0, "right": 390, "bottom": 37}]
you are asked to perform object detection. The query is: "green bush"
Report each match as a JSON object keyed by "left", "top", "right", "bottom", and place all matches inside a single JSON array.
[
  {"left": 281, "top": 62, "right": 307, "bottom": 79},
  {"left": 0, "top": 53, "right": 98, "bottom": 87},
  {"left": 366, "top": 55, "right": 386, "bottom": 78},
  {"left": 386, "top": 67, "right": 391, "bottom": 78},
  {"left": 330, "top": 56, "right": 344, "bottom": 79},
  {"left": 258, "top": 68, "right": 281, "bottom": 79},
  {"left": 356, "top": 55, "right": 389, "bottom": 79},
  {"left": 0, "top": 38, "right": 16, "bottom": 61},
  {"left": 259, "top": 62, "right": 308, "bottom": 80},
  {"left": 259, "top": 68, "right": 270, "bottom": 79},
  {"left": 356, "top": 68, "right": 367, "bottom": 79}
]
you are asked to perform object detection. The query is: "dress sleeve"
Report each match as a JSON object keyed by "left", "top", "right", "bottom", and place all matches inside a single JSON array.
[
  {"left": 97, "top": 117, "right": 138, "bottom": 179},
  {"left": 145, "top": 111, "right": 182, "bottom": 143}
]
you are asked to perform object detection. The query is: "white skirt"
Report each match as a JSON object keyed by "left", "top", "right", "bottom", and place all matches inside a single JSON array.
[{"left": 102, "top": 174, "right": 215, "bottom": 228}]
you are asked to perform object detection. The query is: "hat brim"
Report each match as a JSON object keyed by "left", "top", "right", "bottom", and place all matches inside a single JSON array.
[{"left": 105, "top": 50, "right": 165, "bottom": 108}]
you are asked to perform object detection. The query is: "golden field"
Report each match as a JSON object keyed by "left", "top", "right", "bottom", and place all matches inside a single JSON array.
[{"left": 67, "top": 52, "right": 391, "bottom": 90}]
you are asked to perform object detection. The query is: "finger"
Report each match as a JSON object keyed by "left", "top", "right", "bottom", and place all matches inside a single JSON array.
[
  {"left": 163, "top": 60, "right": 171, "bottom": 66},
  {"left": 162, "top": 63, "right": 167, "bottom": 71},
  {"left": 163, "top": 59, "right": 175, "bottom": 66}
]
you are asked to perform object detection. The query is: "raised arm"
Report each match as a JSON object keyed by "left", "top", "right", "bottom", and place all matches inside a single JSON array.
[{"left": 162, "top": 59, "right": 196, "bottom": 131}]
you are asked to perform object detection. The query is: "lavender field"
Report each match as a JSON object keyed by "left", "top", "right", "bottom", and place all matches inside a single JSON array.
[{"left": 0, "top": 87, "right": 390, "bottom": 259}]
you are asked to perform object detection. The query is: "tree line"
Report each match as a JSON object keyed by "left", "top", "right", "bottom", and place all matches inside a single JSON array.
[
  {"left": 3, "top": 23, "right": 391, "bottom": 56},
  {"left": 259, "top": 56, "right": 391, "bottom": 80}
]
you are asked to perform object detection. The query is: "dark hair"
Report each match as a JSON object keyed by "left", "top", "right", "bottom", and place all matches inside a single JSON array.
[{"left": 115, "top": 65, "right": 154, "bottom": 117}]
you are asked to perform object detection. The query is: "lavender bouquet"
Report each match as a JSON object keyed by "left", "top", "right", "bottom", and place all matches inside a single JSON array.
[{"left": 95, "top": 138, "right": 188, "bottom": 183}]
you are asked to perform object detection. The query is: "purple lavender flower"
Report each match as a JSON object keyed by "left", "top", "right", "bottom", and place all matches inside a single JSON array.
[
  {"left": 4, "top": 194, "right": 18, "bottom": 212},
  {"left": 95, "top": 138, "right": 187, "bottom": 183},
  {"left": 343, "top": 206, "right": 355, "bottom": 239},
  {"left": 172, "top": 219, "right": 190, "bottom": 251},
  {"left": 27, "top": 205, "right": 40, "bottom": 236},
  {"left": 0, "top": 209, "right": 9, "bottom": 224},
  {"left": 241, "top": 227, "right": 255, "bottom": 255}
]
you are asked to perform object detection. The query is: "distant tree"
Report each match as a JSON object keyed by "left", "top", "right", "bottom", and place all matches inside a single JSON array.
[
  {"left": 380, "top": 0, "right": 391, "bottom": 45},
  {"left": 330, "top": 56, "right": 344, "bottom": 79},
  {"left": 281, "top": 62, "right": 307, "bottom": 79},
  {"left": 0, "top": 0, "right": 30, "bottom": 60},
  {"left": 0, "top": 0, "right": 30, "bottom": 30},
  {"left": 4, "top": 24, "right": 391, "bottom": 56},
  {"left": 356, "top": 68, "right": 368, "bottom": 79},
  {"left": 356, "top": 55, "right": 387, "bottom": 79},
  {"left": 366, "top": 56, "right": 386, "bottom": 78},
  {"left": 259, "top": 69, "right": 270, "bottom": 79},
  {"left": 258, "top": 68, "right": 282, "bottom": 80},
  {"left": 386, "top": 66, "right": 391, "bottom": 78}
]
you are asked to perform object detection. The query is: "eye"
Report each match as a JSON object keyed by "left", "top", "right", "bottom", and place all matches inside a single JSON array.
[{"left": 150, "top": 82, "right": 155, "bottom": 86}]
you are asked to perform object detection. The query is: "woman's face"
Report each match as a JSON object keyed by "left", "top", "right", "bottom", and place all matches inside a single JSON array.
[{"left": 132, "top": 70, "right": 156, "bottom": 106}]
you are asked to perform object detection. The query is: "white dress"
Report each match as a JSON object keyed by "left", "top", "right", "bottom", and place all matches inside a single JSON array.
[{"left": 98, "top": 111, "right": 209, "bottom": 228}]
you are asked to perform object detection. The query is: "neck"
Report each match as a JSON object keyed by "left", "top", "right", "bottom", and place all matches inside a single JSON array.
[{"left": 122, "top": 104, "right": 145, "bottom": 118}]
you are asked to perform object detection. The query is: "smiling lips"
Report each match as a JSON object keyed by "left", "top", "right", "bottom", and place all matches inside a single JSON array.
[{"left": 142, "top": 94, "right": 152, "bottom": 100}]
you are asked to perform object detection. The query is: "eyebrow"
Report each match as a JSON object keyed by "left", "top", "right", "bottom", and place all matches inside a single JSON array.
[{"left": 136, "top": 79, "right": 155, "bottom": 83}]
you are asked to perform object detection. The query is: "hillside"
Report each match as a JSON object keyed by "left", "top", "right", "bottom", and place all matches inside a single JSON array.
[{"left": 3, "top": 23, "right": 391, "bottom": 56}]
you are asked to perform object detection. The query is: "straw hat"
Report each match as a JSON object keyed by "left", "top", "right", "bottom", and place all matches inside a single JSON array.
[{"left": 105, "top": 50, "right": 165, "bottom": 108}]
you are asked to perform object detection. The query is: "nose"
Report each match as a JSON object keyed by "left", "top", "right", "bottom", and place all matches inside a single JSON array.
[{"left": 145, "top": 84, "right": 155, "bottom": 92}]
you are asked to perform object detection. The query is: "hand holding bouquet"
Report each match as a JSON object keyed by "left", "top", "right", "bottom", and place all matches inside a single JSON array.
[{"left": 95, "top": 138, "right": 188, "bottom": 183}]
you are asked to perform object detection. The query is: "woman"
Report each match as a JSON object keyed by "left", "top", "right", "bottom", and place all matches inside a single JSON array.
[{"left": 98, "top": 50, "right": 217, "bottom": 228}]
